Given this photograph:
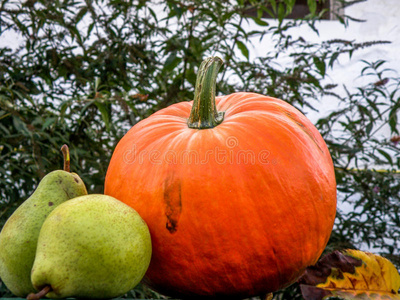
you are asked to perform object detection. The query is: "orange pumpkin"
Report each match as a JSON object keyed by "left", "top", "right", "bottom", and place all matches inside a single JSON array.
[{"left": 105, "top": 57, "right": 336, "bottom": 299}]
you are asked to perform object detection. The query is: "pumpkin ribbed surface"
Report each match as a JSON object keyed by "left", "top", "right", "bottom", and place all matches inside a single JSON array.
[{"left": 105, "top": 92, "right": 336, "bottom": 299}]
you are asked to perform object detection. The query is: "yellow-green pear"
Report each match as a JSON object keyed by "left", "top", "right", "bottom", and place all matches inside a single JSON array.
[
  {"left": 0, "top": 145, "right": 87, "bottom": 297},
  {"left": 29, "top": 194, "right": 152, "bottom": 299}
]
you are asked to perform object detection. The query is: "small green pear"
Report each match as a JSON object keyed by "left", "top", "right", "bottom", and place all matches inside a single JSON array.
[
  {"left": 0, "top": 145, "right": 87, "bottom": 297},
  {"left": 29, "top": 194, "right": 152, "bottom": 299}
]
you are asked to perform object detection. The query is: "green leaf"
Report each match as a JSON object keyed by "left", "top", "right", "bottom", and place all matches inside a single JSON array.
[
  {"left": 270, "top": 0, "right": 277, "bottom": 13},
  {"left": 59, "top": 100, "right": 70, "bottom": 119},
  {"left": 313, "top": 57, "right": 326, "bottom": 76},
  {"left": 94, "top": 101, "right": 110, "bottom": 131},
  {"left": 329, "top": 52, "right": 340, "bottom": 68},
  {"left": 12, "top": 116, "right": 30, "bottom": 136},
  {"left": 163, "top": 52, "right": 182, "bottom": 73},
  {"left": 308, "top": 0, "right": 317, "bottom": 15},
  {"left": 252, "top": 17, "right": 269, "bottom": 27},
  {"left": 75, "top": 6, "right": 88, "bottom": 23},
  {"left": 257, "top": 8, "right": 263, "bottom": 19},
  {"left": 277, "top": 2, "right": 285, "bottom": 22},
  {"left": 87, "top": 22, "right": 95, "bottom": 36},
  {"left": 285, "top": 0, "right": 296, "bottom": 14},
  {"left": 42, "top": 117, "right": 57, "bottom": 130},
  {"left": 389, "top": 103, "right": 400, "bottom": 134},
  {"left": 147, "top": 7, "right": 158, "bottom": 22},
  {"left": 236, "top": 40, "right": 249, "bottom": 60},
  {"left": 365, "top": 122, "right": 373, "bottom": 135},
  {"left": 377, "top": 149, "right": 393, "bottom": 165},
  {"left": 221, "top": 11, "right": 235, "bottom": 22}
]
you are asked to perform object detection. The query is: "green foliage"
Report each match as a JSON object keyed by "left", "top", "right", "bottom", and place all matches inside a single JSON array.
[
  {"left": 1, "top": 0, "right": 399, "bottom": 299},
  {"left": 321, "top": 60, "right": 400, "bottom": 261}
]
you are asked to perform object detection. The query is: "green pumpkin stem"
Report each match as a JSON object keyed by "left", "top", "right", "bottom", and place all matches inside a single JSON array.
[{"left": 188, "top": 57, "right": 224, "bottom": 129}]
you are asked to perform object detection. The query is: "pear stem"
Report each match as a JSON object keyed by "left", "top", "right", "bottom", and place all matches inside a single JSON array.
[
  {"left": 61, "top": 144, "right": 70, "bottom": 172},
  {"left": 27, "top": 285, "right": 52, "bottom": 300}
]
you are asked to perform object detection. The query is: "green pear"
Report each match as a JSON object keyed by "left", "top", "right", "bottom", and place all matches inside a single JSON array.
[
  {"left": 29, "top": 194, "right": 152, "bottom": 299},
  {"left": 0, "top": 145, "right": 87, "bottom": 297}
]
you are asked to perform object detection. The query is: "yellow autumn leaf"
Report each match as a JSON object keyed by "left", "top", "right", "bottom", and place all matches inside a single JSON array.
[{"left": 299, "top": 249, "right": 400, "bottom": 300}]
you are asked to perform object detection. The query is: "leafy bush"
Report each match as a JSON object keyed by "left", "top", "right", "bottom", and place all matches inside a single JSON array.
[{"left": 1, "top": 0, "right": 399, "bottom": 299}]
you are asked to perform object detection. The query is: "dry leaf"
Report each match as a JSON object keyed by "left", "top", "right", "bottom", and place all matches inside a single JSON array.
[
  {"left": 299, "top": 249, "right": 400, "bottom": 300},
  {"left": 264, "top": 293, "right": 273, "bottom": 300}
]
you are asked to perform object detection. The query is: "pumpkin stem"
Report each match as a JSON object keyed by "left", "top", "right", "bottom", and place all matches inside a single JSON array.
[{"left": 188, "top": 56, "right": 224, "bottom": 129}]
